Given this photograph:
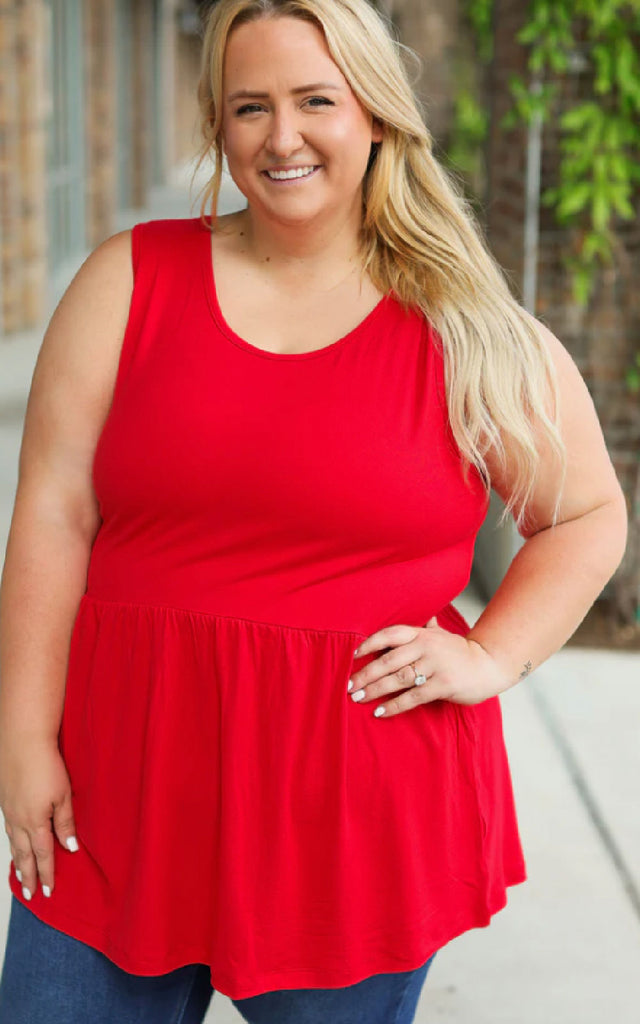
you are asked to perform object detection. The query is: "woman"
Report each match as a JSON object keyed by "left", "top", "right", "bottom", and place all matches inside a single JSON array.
[{"left": 0, "top": 0, "right": 627, "bottom": 1021}]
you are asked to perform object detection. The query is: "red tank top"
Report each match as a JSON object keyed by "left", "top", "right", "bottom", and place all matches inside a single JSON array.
[{"left": 9, "top": 216, "right": 526, "bottom": 999}]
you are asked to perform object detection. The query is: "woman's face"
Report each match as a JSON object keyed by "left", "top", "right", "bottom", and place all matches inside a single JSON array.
[{"left": 220, "top": 16, "right": 383, "bottom": 226}]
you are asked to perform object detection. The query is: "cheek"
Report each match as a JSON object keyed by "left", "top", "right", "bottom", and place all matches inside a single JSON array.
[
  {"left": 221, "top": 121, "right": 252, "bottom": 153},
  {"left": 224, "top": 137, "right": 260, "bottom": 172},
  {"left": 325, "top": 120, "right": 375, "bottom": 166}
]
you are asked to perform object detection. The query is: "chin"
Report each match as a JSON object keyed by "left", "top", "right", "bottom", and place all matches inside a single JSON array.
[{"left": 267, "top": 208, "right": 327, "bottom": 225}]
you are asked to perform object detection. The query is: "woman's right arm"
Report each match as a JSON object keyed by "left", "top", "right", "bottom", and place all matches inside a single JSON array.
[{"left": 0, "top": 228, "right": 134, "bottom": 897}]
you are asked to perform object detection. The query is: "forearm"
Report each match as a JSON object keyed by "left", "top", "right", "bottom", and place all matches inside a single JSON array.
[
  {"left": 0, "top": 500, "right": 94, "bottom": 745},
  {"left": 465, "top": 496, "right": 628, "bottom": 690}
]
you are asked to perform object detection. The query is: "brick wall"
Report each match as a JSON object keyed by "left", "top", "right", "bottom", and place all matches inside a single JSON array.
[
  {"left": 377, "top": 0, "right": 460, "bottom": 146},
  {"left": 83, "top": 0, "right": 117, "bottom": 247},
  {"left": 0, "top": 0, "right": 187, "bottom": 337},
  {"left": 131, "top": 0, "right": 154, "bottom": 209},
  {"left": 0, "top": 0, "right": 48, "bottom": 332},
  {"left": 485, "top": 0, "right": 529, "bottom": 293}
]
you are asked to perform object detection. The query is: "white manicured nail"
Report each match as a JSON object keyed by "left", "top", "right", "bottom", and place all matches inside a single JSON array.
[
  {"left": 347, "top": 678, "right": 354, "bottom": 692},
  {"left": 351, "top": 690, "right": 365, "bottom": 702},
  {"left": 66, "top": 836, "right": 79, "bottom": 852},
  {"left": 22, "top": 886, "right": 31, "bottom": 900},
  {"left": 42, "top": 885, "right": 51, "bottom": 897},
  {"left": 15, "top": 868, "right": 22, "bottom": 883},
  {"left": 374, "top": 707, "right": 386, "bottom": 717}
]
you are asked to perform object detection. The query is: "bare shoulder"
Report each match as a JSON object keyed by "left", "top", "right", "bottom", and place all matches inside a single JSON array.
[
  {"left": 28, "top": 228, "right": 134, "bottom": 417},
  {"left": 486, "top": 313, "right": 626, "bottom": 536},
  {"left": 523, "top": 312, "right": 584, "bottom": 383},
  {"left": 17, "top": 229, "right": 135, "bottom": 533}
]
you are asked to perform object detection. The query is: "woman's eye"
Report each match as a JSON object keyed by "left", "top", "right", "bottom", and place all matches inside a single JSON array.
[{"left": 235, "top": 97, "right": 334, "bottom": 116}]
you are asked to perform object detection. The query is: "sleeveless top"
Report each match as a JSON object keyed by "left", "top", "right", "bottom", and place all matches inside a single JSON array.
[{"left": 8, "top": 216, "right": 526, "bottom": 999}]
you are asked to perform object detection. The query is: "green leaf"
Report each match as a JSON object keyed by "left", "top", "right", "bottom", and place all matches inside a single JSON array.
[
  {"left": 548, "top": 47, "right": 570, "bottom": 73},
  {"left": 571, "top": 266, "right": 594, "bottom": 308},
  {"left": 592, "top": 43, "right": 613, "bottom": 93},
  {"left": 592, "top": 188, "right": 610, "bottom": 231},
  {"left": 559, "top": 102, "right": 600, "bottom": 131},
  {"left": 615, "top": 37, "right": 637, "bottom": 92},
  {"left": 607, "top": 155, "right": 627, "bottom": 181},
  {"left": 529, "top": 47, "right": 547, "bottom": 73},
  {"left": 625, "top": 366, "right": 640, "bottom": 394},
  {"left": 555, "top": 181, "right": 593, "bottom": 217},
  {"left": 592, "top": 153, "right": 608, "bottom": 181},
  {"left": 610, "top": 189, "right": 635, "bottom": 219},
  {"left": 517, "top": 23, "right": 543, "bottom": 45},
  {"left": 562, "top": 152, "right": 599, "bottom": 177},
  {"left": 625, "top": 80, "right": 640, "bottom": 110},
  {"left": 604, "top": 116, "right": 624, "bottom": 148},
  {"left": 581, "top": 231, "right": 607, "bottom": 260}
]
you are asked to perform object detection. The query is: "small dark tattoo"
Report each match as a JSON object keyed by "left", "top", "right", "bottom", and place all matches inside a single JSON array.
[{"left": 519, "top": 660, "right": 533, "bottom": 680}]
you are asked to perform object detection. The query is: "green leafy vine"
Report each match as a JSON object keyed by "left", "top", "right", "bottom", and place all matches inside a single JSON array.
[{"left": 451, "top": 0, "right": 640, "bottom": 391}]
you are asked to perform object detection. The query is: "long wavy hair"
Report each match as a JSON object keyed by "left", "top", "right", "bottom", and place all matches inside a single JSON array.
[{"left": 192, "top": 0, "right": 566, "bottom": 528}]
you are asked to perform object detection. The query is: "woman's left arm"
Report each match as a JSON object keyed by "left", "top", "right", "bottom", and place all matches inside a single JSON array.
[
  {"left": 464, "top": 319, "right": 628, "bottom": 690},
  {"left": 348, "top": 321, "right": 628, "bottom": 716}
]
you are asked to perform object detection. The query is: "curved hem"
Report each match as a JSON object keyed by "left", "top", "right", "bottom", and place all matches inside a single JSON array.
[{"left": 8, "top": 871, "right": 527, "bottom": 1001}]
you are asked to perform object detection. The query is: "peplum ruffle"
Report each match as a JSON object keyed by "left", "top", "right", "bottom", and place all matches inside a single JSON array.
[{"left": 9, "top": 593, "right": 525, "bottom": 999}]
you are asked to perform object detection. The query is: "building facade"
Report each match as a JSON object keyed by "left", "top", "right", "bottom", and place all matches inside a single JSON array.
[{"left": 0, "top": 0, "right": 203, "bottom": 336}]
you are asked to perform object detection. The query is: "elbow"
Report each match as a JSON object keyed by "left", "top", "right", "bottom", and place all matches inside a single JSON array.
[{"left": 602, "top": 489, "right": 629, "bottom": 578}]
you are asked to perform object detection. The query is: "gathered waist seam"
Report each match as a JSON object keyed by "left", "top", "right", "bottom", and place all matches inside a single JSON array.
[{"left": 81, "top": 591, "right": 369, "bottom": 641}]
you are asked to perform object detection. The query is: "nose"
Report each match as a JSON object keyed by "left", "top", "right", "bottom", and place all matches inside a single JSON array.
[{"left": 265, "top": 106, "right": 305, "bottom": 158}]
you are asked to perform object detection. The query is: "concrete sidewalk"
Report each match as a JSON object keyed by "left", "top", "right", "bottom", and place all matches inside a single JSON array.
[{"left": 1, "top": 169, "right": 639, "bottom": 1022}]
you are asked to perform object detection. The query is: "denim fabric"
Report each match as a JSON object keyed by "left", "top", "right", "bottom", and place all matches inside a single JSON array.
[{"left": 0, "top": 894, "right": 437, "bottom": 1024}]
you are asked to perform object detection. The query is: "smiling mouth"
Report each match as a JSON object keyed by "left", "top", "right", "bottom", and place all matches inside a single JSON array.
[{"left": 261, "top": 166, "right": 322, "bottom": 182}]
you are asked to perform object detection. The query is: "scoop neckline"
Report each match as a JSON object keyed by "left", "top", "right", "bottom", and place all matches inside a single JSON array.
[{"left": 200, "top": 216, "right": 390, "bottom": 362}]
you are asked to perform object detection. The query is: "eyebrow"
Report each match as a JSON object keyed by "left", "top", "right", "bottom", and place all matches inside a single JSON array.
[{"left": 227, "top": 82, "right": 343, "bottom": 102}]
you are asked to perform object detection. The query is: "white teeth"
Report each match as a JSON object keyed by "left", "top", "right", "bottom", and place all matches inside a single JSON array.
[{"left": 266, "top": 166, "right": 317, "bottom": 180}]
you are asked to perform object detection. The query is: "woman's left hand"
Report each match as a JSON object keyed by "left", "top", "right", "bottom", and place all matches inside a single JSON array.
[{"left": 348, "top": 617, "right": 513, "bottom": 718}]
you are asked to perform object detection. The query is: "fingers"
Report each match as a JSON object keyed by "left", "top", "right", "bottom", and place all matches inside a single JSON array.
[
  {"left": 372, "top": 678, "right": 447, "bottom": 718},
  {"left": 10, "top": 823, "right": 54, "bottom": 900},
  {"left": 348, "top": 624, "right": 492, "bottom": 716},
  {"left": 353, "top": 623, "right": 423, "bottom": 658},
  {"left": 52, "top": 789, "right": 79, "bottom": 856},
  {"left": 350, "top": 668, "right": 444, "bottom": 718},
  {"left": 350, "top": 635, "right": 429, "bottom": 694},
  {"left": 348, "top": 624, "right": 447, "bottom": 717},
  {"left": 8, "top": 793, "right": 79, "bottom": 901}
]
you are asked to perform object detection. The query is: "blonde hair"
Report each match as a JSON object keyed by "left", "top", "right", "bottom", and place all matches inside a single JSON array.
[{"left": 192, "top": 0, "right": 566, "bottom": 528}]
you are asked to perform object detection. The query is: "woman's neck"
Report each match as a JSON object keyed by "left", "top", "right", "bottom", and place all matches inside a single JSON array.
[{"left": 236, "top": 206, "right": 363, "bottom": 280}]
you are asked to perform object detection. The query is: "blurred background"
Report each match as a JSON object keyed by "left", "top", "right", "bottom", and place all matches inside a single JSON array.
[{"left": 0, "top": 1, "right": 639, "bottom": 1021}]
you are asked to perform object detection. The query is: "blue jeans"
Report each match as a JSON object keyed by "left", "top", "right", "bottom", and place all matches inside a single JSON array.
[{"left": 0, "top": 895, "right": 437, "bottom": 1023}]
